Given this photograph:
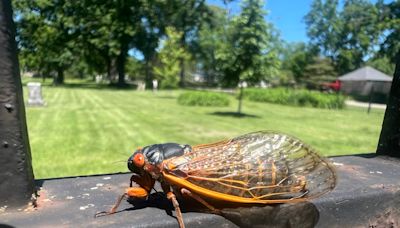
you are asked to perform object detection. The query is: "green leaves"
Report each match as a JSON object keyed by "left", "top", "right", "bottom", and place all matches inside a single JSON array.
[
  {"left": 14, "top": 0, "right": 76, "bottom": 83},
  {"left": 205, "top": 0, "right": 281, "bottom": 87},
  {"left": 305, "top": 0, "right": 385, "bottom": 74},
  {"left": 177, "top": 91, "right": 230, "bottom": 107},
  {"left": 153, "top": 27, "right": 191, "bottom": 89}
]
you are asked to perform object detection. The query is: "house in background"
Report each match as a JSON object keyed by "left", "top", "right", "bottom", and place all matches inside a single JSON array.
[{"left": 338, "top": 66, "right": 392, "bottom": 96}]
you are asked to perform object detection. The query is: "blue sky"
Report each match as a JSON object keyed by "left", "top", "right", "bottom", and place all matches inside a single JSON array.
[
  {"left": 266, "top": 0, "right": 313, "bottom": 42},
  {"left": 207, "top": 0, "right": 314, "bottom": 43},
  {"left": 207, "top": 0, "right": 392, "bottom": 43}
]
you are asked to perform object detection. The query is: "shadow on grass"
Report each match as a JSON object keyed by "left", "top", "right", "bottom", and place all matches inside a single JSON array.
[
  {"left": 210, "top": 111, "right": 260, "bottom": 118},
  {"left": 59, "top": 82, "right": 137, "bottom": 90},
  {"left": 23, "top": 81, "right": 138, "bottom": 91},
  {"left": 156, "top": 95, "right": 177, "bottom": 99}
]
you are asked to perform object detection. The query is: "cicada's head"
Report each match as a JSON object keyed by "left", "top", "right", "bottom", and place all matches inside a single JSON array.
[
  {"left": 127, "top": 149, "right": 146, "bottom": 175},
  {"left": 128, "top": 146, "right": 163, "bottom": 180}
]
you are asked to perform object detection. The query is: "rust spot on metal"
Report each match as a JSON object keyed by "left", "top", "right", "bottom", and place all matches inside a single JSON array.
[{"left": 35, "top": 189, "right": 49, "bottom": 208}]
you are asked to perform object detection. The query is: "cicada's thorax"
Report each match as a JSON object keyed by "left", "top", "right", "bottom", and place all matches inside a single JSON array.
[{"left": 141, "top": 143, "right": 192, "bottom": 180}]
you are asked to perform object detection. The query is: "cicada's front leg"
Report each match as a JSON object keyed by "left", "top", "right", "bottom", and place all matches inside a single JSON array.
[{"left": 95, "top": 174, "right": 155, "bottom": 217}]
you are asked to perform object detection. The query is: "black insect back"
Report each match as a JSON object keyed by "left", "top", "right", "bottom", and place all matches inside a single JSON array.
[
  {"left": 128, "top": 143, "right": 192, "bottom": 173},
  {"left": 142, "top": 143, "right": 192, "bottom": 165}
]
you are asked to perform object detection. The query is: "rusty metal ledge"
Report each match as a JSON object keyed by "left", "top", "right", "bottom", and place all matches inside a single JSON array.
[{"left": 1, "top": 155, "right": 400, "bottom": 228}]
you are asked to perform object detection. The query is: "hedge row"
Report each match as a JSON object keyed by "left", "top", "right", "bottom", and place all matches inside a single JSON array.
[
  {"left": 243, "top": 88, "right": 345, "bottom": 109},
  {"left": 177, "top": 91, "right": 230, "bottom": 107}
]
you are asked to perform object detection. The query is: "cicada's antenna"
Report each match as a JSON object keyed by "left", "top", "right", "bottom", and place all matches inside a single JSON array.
[
  {"left": 110, "top": 160, "right": 127, "bottom": 164},
  {"left": 108, "top": 151, "right": 131, "bottom": 165}
]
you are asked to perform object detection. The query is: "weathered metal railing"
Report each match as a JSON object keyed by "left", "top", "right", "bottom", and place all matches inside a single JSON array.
[
  {"left": 0, "top": 0, "right": 35, "bottom": 209},
  {"left": 1, "top": 0, "right": 400, "bottom": 227},
  {"left": 377, "top": 53, "right": 400, "bottom": 157}
]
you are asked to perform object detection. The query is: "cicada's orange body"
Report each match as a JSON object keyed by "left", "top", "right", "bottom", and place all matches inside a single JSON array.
[{"left": 96, "top": 131, "right": 336, "bottom": 228}]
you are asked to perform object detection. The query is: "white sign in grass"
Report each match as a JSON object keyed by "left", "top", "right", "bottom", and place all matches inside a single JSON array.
[{"left": 27, "top": 82, "right": 45, "bottom": 106}]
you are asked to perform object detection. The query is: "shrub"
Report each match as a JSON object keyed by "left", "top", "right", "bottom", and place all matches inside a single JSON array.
[
  {"left": 243, "top": 88, "right": 345, "bottom": 109},
  {"left": 242, "top": 88, "right": 293, "bottom": 105},
  {"left": 178, "top": 91, "right": 230, "bottom": 107}
]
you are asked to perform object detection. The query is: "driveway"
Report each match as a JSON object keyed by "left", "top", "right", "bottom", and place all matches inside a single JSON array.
[{"left": 346, "top": 100, "right": 387, "bottom": 110}]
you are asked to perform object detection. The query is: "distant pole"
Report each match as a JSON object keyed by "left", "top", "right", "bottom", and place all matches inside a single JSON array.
[
  {"left": 377, "top": 52, "right": 400, "bottom": 157},
  {"left": 237, "top": 82, "right": 244, "bottom": 115},
  {"left": 0, "top": 0, "right": 36, "bottom": 208},
  {"left": 367, "top": 82, "right": 373, "bottom": 114}
]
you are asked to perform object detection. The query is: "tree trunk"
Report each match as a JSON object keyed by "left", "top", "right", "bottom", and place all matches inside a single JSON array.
[
  {"left": 110, "top": 58, "right": 118, "bottom": 82},
  {"left": 41, "top": 69, "right": 46, "bottom": 83},
  {"left": 79, "top": 70, "right": 84, "bottom": 79},
  {"left": 106, "top": 57, "right": 112, "bottom": 81},
  {"left": 0, "top": 0, "right": 36, "bottom": 208},
  {"left": 116, "top": 45, "right": 127, "bottom": 86},
  {"left": 54, "top": 66, "right": 64, "bottom": 85},
  {"left": 145, "top": 59, "right": 152, "bottom": 88},
  {"left": 179, "top": 58, "right": 185, "bottom": 87},
  {"left": 179, "top": 34, "right": 186, "bottom": 88}
]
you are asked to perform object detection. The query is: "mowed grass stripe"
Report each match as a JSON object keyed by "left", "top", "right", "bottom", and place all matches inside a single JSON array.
[{"left": 89, "top": 91, "right": 160, "bottom": 146}]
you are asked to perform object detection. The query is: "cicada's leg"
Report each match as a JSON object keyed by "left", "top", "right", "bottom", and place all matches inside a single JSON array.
[
  {"left": 95, "top": 193, "right": 127, "bottom": 217},
  {"left": 181, "top": 188, "right": 221, "bottom": 215},
  {"left": 95, "top": 174, "right": 154, "bottom": 218},
  {"left": 95, "top": 186, "right": 150, "bottom": 217},
  {"left": 161, "top": 183, "right": 185, "bottom": 228},
  {"left": 167, "top": 192, "right": 185, "bottom": 228},
  {"left": 130, "top": 173, "right": 155, "bottom": 191}
]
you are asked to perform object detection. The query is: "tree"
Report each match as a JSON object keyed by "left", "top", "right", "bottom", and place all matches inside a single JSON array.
[
  {"left": 153, "top": 27, "right": 190, "bottom": 89},
  {"left": 194, "top": 5, "right": 230, "bottom": 86},
  {"left": 281, "top": 42, "right": 317, "bottom": 85},
  {"left": 71, "top": 0, "right": 143, "bottom": 86},
  {"left": 376, "top": 0, "right": 400, "bottom": 65},
  {"left": 16, "top": 0, "right": 150, "bottom": 86},
  {"left": 214, "top": 0, "right": 280, "bottom": 114},
  {"left": 14, "top": 0, "right": 76, "bottom": 85},
  {"left": 303, "top": 57, "right": 337, "bottom": 89},
  {"left": 337, "top": 0, "right": 379, "bottom": 74},
  {"left": 367, "top": 56, "right": 395, "bottom": 76},
  {"left": 164, "top": 0, "right": 213, "bottom": 87},
  {"left": 133, "top": 0, "right": 166, "bottom": 87},
  {"left": 305, "top": 0, "right": 380, "bottom": 74},
  {"left": 125, "top": 57, "right": 145, "bottom": 81},
  {"left": 223, "top": 0, "right": 279, "bottom": 86},
  {"left": 305, "top": 0, "right": 341, "bottom": 61}
]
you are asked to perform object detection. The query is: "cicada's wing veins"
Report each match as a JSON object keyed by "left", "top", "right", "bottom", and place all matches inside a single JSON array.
[{"left": 163, "top": 131, "right": 336, "bottom": 203}]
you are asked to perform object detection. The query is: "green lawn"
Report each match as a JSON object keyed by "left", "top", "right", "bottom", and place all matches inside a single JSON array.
[{"left": 24, "top": 81, "right": 385, "bottom": 179}]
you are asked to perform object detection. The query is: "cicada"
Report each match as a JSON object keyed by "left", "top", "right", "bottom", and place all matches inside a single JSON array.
[{"left": 96, "top": 131, "right": 336, "bottom": 228}]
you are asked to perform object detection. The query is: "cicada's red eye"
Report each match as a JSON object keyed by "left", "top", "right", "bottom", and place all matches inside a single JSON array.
[{"left": 133, "top": 153, "right": 145, "bottom": 168}]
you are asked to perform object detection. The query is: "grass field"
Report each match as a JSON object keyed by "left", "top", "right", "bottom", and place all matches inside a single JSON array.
[{"left": 24, "top": 81, "right": 385, "bottom": 179}]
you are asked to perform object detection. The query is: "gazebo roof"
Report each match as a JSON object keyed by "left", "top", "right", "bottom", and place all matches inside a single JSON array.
[{"left": 338, "top": 66, "right": 392, "bottom": 82}]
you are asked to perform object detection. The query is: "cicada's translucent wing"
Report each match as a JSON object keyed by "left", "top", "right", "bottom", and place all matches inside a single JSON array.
[{"left": 163, "top": 131, "right": 336, "bottom": 203}]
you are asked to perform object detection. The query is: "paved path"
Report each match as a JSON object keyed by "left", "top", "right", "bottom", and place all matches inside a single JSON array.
[{"left": 346, "top": 100, "right": 387, "bottom": 110}]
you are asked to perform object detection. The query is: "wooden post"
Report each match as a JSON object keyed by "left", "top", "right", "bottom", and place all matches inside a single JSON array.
[
  {"left": 377, "top": 53, "right": 400, "bottom": 157},
  {"left": 0, "top": 0, "right": 36, "bottom": 208}
]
